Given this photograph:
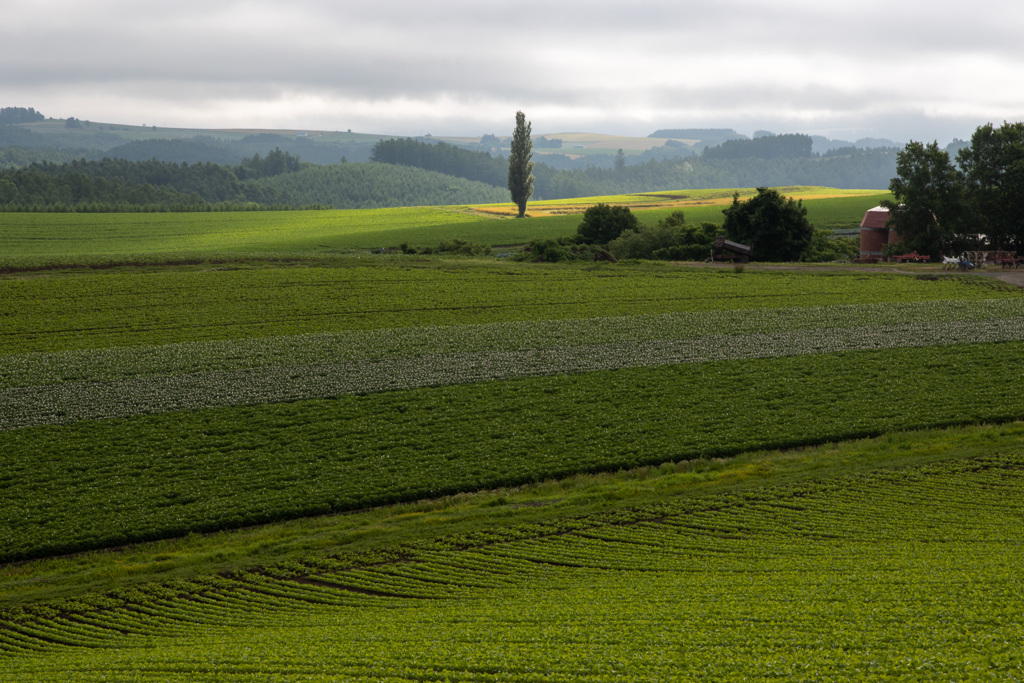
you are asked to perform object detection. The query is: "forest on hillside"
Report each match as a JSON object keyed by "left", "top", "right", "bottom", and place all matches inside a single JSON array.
[
  {"left": 0, "top": 150, "right": 508, "bottom": 211},
  {"left": 1, "top": 109, "right": 909, "bottom": 211},
  {"left": 372, "top": 136, "right": 901, "bottom": 195},
  {"left": 0, "top": 144, "right": 897, "bottom": 212}
]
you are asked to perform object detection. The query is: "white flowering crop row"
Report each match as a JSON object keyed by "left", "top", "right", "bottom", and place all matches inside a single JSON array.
[{"left": 2, "top": 298, "right": 1022, "bottom": 430}]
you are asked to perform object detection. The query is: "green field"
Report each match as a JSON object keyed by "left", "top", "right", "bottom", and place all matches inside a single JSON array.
[
  {"left": 3, "top": 192, "right": 1022, "bottom": 680},
  {"left": 0, "top": 187, "right": 889, "bottom": 268},
  {"left": 4, "top": 432, "right": 1024, "bottom": 680}
]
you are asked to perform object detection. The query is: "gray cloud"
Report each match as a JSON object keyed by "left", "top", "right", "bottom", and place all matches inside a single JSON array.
[{"left": 3, "top": 0, "right": 1023, "bottom": 140}]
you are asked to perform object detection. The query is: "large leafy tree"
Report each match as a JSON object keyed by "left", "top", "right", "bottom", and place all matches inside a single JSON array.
[
  {"left": 722, "top": 187, "right": 813, "bottom": 262},
  {"left": 507, "top": 111, "right": 534, "bottom": 218},
  {"left": 956, "top": 122, "right": 1024, "bottom": 250},
  {"left": 576, "top": 203, "right": 639, "bottom": 244},
  {"left": 881, "top": 141, "right": 966, "bottom": 258}
]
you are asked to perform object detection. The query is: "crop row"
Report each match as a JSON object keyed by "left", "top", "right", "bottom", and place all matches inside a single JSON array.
[
  {"left": 3, "top": 265, "right": 1017, "bottom": 354},
  {"left": 3, "top": 300, "right": 1024, "bottom": 430},
  {"left": 3, "top": 452, "right": 1023, "bottom": 680},
  {"left": 4, "top": 298, "right": 1020, "bottom": 388},
  {"left": 2, "top": 341, "right": 1023, "bottom": 562}
]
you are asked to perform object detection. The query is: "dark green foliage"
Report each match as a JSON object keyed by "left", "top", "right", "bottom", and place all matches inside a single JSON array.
[
  {"left": 516, "top": 237, "right": 614, "bottom": 263},
  {"left": 257, "top": 163, "right": 507, "bottom": 209},
  {"left": 0, "top": 156, "right": 508, "bottom": 211},
  {"left": 99, "top": 134, "right": 377, "bottom": 166},
  {"left": 703, "top": 133, "right": 813, "bottom": 160},
  {"left": 802, "top": 230, "right": 859, "bottom": 262},
  {"left": 723, "top": 187, "right": 814, "bottom": 262},
  {"left": 531, "top": 149, "right": 898, "bottom": 198},
  {"left": 881, "top": 122, "right": 1024, "bottom": 254},
  {"left": 371, "top": 137, "right": 507, "bottom": 187},
  {"left": 614, "top": 149, "right": 627, "bottom": 173},
  {"left": 882, "top": 141, "right": 966, "bottom": 258},
  {"left": 0, "top": 158, "right": 285, "bottom": 210},
  {"left": 100, "top": 136, "right": 244, "bottom": 165},
  {"left": 608, "top": 211, "right": 722, "bottom": 261},
  {"left": 235, "top": 149, "right": 303, "bottom": 179},
  {"left": 0, "top": 107, "right": 45, "bottom": 125},
  {"left": 533, "top": 136, "right": 563, "bottom": 148},
  {"left": 956, "top": 122, "right": 1024, "bottom": 250},
  {"left": 402, "top": 238, "right": 492, "bottom": 257},
  {"left": 576, "top": 203, "right": 639, "bottom": 244},
  {"left": 508, "top": 111, "right": 534, "bottom": 217}
]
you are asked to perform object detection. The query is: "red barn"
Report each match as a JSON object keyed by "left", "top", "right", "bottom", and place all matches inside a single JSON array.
[{"left": 859, "top": 206, "right": 900, "bottom": 260}]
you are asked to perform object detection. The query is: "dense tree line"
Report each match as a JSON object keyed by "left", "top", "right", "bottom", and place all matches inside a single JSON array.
[
  {"left": 256, "top": 163, "right": 508, "bottom": 209},
  {"left": 371, "top": 138, "right": 509, "bottom": 187},
  {"left": 0, "top": 107, "right": 45, "bottom": 125},
  {"left": 884, "top": 121, "right": 1024, "bottom": 255},
  {"left": 370, "top": 137, "right": 897, "bottom": 197},
  {"left": 95, "top": 137, "right": 244, "bottom": 166},
  {"left": 0, "top": 125, "right": 380, "bottom": 169},
  {"left": 0, "top": 152, "right": 508, "bottom": 211},
  {"left": 96, "top": 134, "right": 379, "bottom": 166},
  {"left": 533, "top": 150, "right": 897, "bottom": 197},
  {"left": 0, "top": 133, "right": 900, "bottom": 212},
  {"left": 0, "top": 168, "right": 208, "bottom": 211},
  {"left": 702, "top": 134, "right": 814, "bottom": 160},
  {"left": 648, "top": 128, "right": 747, "bottom": 146},
  {"left": 0, "top": 155, "right": 293, "bottom": 209},
  {"left": 0, "top": 146, "right": 85, "bottom": 169}
]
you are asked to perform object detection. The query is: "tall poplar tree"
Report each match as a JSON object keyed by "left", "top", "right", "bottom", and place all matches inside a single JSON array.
[{"left": 507, "top": 110, "right": 534, "bottom": 218}]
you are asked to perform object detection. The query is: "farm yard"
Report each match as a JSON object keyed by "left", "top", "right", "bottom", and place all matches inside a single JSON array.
[{"left": 3, "top": 189, "right": 1024, "bottom": 680}]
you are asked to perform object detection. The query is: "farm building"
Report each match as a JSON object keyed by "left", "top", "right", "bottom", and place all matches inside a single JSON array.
[{"left": 859, "top": 206, "right": 899, "bottom": 260}]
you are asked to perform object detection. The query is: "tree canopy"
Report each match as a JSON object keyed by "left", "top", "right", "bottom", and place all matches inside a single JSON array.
[
  {"left": 881, "top": 141, "right": 965, "bottom": 258},
  {"left": 884, "top": 121, "right": 1024, "bottom": 253},
  {"left": 576, "top": 203, "right": 639, "bottom": 244},
  {"left": 722, "top": 187, "right": 814, "bottom": 262},
  {"left": 956, "top": 122, "right": 1024, "bottom": 250},
  {"left": 507, "top": 111, "right": 534, "bottom": 218},
  {"left": 703, "top": 134, "right": 813, "bottom": 160},
  {"left": 0, "top": 107, "right": 45, "bottom": 125}
]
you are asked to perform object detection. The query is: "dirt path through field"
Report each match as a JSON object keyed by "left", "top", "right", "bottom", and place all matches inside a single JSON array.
[{"left": 691, "top": 261, "right": 1024, "bottom": 290}]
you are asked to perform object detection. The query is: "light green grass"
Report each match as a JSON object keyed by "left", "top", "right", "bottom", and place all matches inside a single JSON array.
[
  {"left": 1, "top": 420, "right": 1021, "bottom": 607},
  {"left": 3, "top": 424, "right": 1024, "bottom": 680},
  {"left": 0, "top": 207, "right": 482, "bottom": 259},
  {"left": 0, "top": 188, "right": 890, "bottom": 266}
]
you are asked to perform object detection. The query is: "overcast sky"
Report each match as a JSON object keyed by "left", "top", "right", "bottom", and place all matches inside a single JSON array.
[{"left": 4, "top": 0, "right": 1023, "bottom": 143}]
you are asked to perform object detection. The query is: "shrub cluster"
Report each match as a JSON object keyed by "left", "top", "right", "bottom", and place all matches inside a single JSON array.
[
  {"left": 521, "top": 200, "right": 858, "bottom": 264},
  {"left": 514, "top": 237, "right": 615, "bottom": 263},
  {"left": 399, "top": 238, "right": 492, "bottom": 257}
]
